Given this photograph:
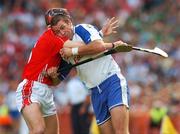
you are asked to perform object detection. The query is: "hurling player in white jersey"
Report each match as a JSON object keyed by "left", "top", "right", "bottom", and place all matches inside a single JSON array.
[{"left": 47, "top": 8, "right": 130, "bottom": 134}]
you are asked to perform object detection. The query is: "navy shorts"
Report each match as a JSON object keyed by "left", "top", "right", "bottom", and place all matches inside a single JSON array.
[{"left": 90, "top": 74, "right": 130, "bottom": 125}]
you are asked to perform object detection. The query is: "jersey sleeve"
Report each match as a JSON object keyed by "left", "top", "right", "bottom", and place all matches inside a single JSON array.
[{"left": 75, "top": 24, "right": 102, "bottom": 44}]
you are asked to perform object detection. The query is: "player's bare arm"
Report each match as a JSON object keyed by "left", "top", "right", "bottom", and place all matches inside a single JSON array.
[
  {"left": 61, "top": 17, "right": 119, "bottom": 52},
  {"left": 60, "top": 17, "right": 122, "bottom": 58},
  {"left": 63, "top": 40, "right": 85, "bottom": 48},
  {"left": 61, "top": 40, "right": 105, "bottom": 58},
  {"left": 60, "top": 40, "right": 127, "bottom": 58}
]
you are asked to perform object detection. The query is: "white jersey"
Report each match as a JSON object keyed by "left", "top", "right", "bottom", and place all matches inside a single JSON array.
[{"left": 69, "top": 24, "right": 123, "bottom": 88}]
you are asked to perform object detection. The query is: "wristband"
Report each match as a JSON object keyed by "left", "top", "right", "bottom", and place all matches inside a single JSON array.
[
  {"left": 112, "top": 43, "right": 115, "bottom": 48},
  {"left": 72, "top": 47, "right": 79, "bottom": 56}
]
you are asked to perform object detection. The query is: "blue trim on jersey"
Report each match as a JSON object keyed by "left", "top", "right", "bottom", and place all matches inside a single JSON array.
[{"left": 75, "top": 25, "right": 91, "bottom": 44}]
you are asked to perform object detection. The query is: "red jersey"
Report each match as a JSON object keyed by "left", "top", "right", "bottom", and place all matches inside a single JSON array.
[{"left": 22, "top": 28, "right": 68, "bottom": 85}]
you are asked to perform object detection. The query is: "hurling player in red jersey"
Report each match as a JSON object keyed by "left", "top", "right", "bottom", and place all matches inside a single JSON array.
[
  {"left": 15, "top": 9, "right": 71, "bottom": 134},
  {"left": 16, "top": 8, "right": 118, "bottom": 134}
]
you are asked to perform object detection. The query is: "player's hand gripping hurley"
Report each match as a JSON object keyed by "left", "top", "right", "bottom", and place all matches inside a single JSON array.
[{"left": 59, "top": 44, "right": 168, "bottom": 72}]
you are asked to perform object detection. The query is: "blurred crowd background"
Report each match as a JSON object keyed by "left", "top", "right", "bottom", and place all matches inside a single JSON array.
[{"left": 0, "top": 0, "right": 179, "bottom": 134}]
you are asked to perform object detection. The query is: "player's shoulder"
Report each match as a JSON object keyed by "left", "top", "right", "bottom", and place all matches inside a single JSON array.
[
  {"left": 75, "top": 24, "right": 98, "bottom": 31},
  {"left": 75, "top": 23, "right": 93, "bottom": 28},
  {"left": 39, "top": 28, "right": 65, "bottom": 42},
  {"left": 39, "top": 29, "right": 53, "bottom": 40}
]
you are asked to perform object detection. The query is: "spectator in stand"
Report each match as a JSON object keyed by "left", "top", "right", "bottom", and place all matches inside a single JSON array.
[
  {"left": 0, "top": 91, "right": 12, "bottom": 134},
  {"left": 66, "top": 69, "right": 90, "bottom": 134}
]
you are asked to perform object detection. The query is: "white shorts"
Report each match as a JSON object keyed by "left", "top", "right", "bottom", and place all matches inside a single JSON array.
[{"left": 16, "top": 79, "right": 56, "bottom": 117}]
